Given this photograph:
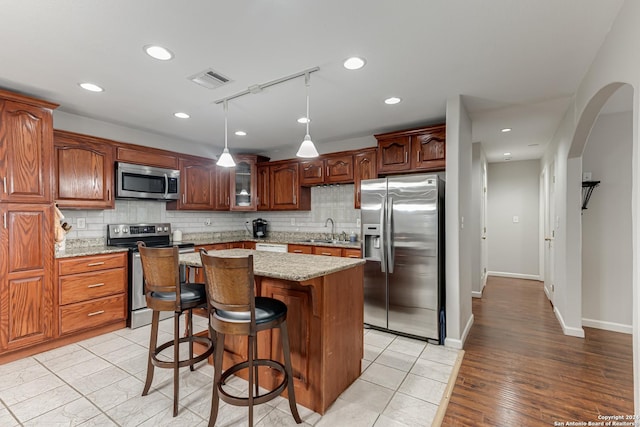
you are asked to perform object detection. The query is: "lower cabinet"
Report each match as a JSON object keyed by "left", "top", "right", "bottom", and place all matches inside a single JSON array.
[
  {"left": 0, "top": 204, "right": 54, "bottom": 352},
  {"left": 56, "top": 253, "right": 127, "bottom": 336}
]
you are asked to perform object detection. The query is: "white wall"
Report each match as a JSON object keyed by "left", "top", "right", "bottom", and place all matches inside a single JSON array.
[
  {"left": 582, "top": 111, "right": 633, "bottom": 333},
  {"left": 471, "top": 143, "right": 487, "bottom": 296},
  {"left": 487, "top": 160, "right": 541, "bottom": 279},
  {"left": 53, "top": 110, "right": 217, "bottom": 159},
  {"left": 445, "top": 95, "right": 474, "bottom": 349}
]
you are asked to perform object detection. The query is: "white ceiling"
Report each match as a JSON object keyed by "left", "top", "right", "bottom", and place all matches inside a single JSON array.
[{"left": 0, "top": 1, "right": 624, "bottom": 163}]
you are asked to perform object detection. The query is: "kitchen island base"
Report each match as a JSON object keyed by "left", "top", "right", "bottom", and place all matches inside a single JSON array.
[{"left": 194, "top": 261, "right": 364, "bottom": 415}]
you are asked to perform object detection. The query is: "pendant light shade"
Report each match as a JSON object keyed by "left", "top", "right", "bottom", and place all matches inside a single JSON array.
[
  {"left": 296, "top": 72, "right": 319, "bottom": 158},
  {"left": 217, "top": 100, "right": 236, "bottom": 168},
  {"left": 297, "top": 134, "right": 319, "bottom": 158}
]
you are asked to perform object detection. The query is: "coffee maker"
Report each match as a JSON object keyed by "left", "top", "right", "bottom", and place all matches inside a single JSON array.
[{"left": 252, "top": 218, "right": 268, "bottom": 238}]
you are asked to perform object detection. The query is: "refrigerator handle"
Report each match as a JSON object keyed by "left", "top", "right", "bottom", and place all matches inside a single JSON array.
[
  {"left": 379, "top": 196, "right": 386, "bottom": 273},
  {"left": 387, "top": 197, "right": 394, "bottom": 273}
]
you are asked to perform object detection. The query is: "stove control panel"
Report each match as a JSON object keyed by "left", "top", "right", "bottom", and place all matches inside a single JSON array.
[{"left": 107, "top": 223, "right": 171, "bottom": 238}]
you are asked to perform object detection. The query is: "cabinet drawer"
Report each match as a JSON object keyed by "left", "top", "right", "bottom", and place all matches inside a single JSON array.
[
  {"left": 313, "top": 246, "right": 343, "bottom": 257},
  {"left": 288, "top": 244, "right": 313, "bottom": 254},
  {"left": 58, "top": 253, "right": 127, "bottom": 275},
  {"left": 342, "top": 248, "right": 362, "bottom": 258},
  {"left": 60, "top": 294, "right": 126, "bottom": 335},
  {"left": 59, "top": 268, "right": 126, "bottom": 305}
]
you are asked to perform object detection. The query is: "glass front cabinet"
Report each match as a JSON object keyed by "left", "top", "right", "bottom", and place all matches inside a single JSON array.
[{"left": 230, "top": 155, "right": 268, "bottom": 211}]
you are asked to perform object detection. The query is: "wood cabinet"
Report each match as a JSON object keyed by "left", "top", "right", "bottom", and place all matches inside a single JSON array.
[
  {"left": 115, "top": 145, "right": 178, "bottom": 169},
  {"left": 313, "top": 246, "right": 343, "bottom": 257},
  {"left": 0, "top": 204, "right": 54, "bottom": 351},
  {"left": 268, "top": 162, "right": 310, "bottom": 211},
  {"left": 354, "top": 149, "right": 377, "bottom": 209},
  {"left": 376, "top": 124, "right": 446, "bottom": 174},
  {"left": 300, "top": 153, "right": 354, "bottom": 186},
  {"left": 342, "top": 248, "right": 362, "bottom": 259},
  {"left": 54, "top": 130, "right": 115, "bottom": 209},
  {"left": 256, "top": 164, "right": 270, "bottom": 211},
  {"left": 230, "top": 155, "right": 269, "bottom": 211},
  {"left": 0, "top": 91, "right": 57, "bottom": 204},
  {"left": 214, "top": 166, "right": 231, "bottom": 211},
  {"left": 413, "top": 125, "right": 446, "bottom": 171},
  {"left": 56, "top": 253, "right": 127, "bottom": 335},
  {"left": 167, "top": 158, "right": 215, "bottom": 211},
  {"left": 288, "top": 244, "right": 313, "bottom": 255}
]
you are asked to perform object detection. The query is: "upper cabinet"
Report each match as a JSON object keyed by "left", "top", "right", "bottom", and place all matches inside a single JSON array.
[
  {"left": 167, "top": 157, "right": 215, "bottom": 211},
  {"left": 256, "top": 163, "right": 270, "bottom": 211},
  {"left": 413, "top": 125, "right": 446, "bottom": 171},
  {"left": 354, "top": 149, "right": 377, "bottom": 209},
  {"left": 214, "top": 165, "right": 231, "bottom": 211},
  {"left": 0, "top": 90, "right": 58, "bottom": 204},
  {"left": 268, "top": 161, "right": 310, "bottom": 211},
  {"left": 230, "top": 155, "right": 269, "bottom": 211},
  {"left": 54, "top": 130, "right": 115, "bottom": 209},
  {"left": 300, "top": 153, "right": 354, "bottom": 186},
  {"left": 376, "top": 124, "right": 446, "bottom": 174},
  {"left": 115, "top": 145, "right": 178, "bottom": 169}
]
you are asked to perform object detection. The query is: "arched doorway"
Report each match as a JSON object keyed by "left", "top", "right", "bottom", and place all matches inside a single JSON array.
[{"left": 564, "top": 81, "right": 635, "bottom": 409}]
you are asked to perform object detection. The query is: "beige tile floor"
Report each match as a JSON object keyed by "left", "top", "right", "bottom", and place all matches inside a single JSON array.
[{"left": 0, "top": 316, "right": 461, "bottom": 426}]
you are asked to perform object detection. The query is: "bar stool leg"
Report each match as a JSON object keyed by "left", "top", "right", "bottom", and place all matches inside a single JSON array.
[
  {"left": 173, "top": 312, "right": 180, "bottom": 417},
  {"left": 142, "top": 310, "right": 160, "bottom": 396},
  {"left": 248, "top": 334, "right": 255, "bottom": 427},
  {"left": 209, "top": 333, "right": 225, "bottom": 427},
  {"left": 280, "top": 321, "right": 302, "bottom": 423},
  {"left": 188, "top": 310, "right": 195, "bottom": 372}
]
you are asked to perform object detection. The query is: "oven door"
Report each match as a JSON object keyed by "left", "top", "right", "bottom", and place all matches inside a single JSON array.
[{"left": 129, "top": 247, "right": 194, "bottom": 328}]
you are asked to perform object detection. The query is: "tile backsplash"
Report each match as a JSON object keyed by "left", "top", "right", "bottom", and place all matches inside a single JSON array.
[{"left": 60, "top": 184, "right": 360, "bottom": 242}]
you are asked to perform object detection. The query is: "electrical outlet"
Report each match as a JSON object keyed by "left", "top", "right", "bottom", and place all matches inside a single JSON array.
[
  {"left": 356, "top": 218, "right": 361, "bottom": 227},
  {"left": 291, "top": 218, "right": 295, "bottom": 225},
  {"left": 204, "top": 219, "right": 212, "bottom": 226},
  {"left": 77, "top": 217, "right": 86, "bottom": 229}
]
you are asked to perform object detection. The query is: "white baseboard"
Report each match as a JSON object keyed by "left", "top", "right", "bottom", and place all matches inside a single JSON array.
[
  {"left": 582, "top": 318, "right": 632, "bottom": 334},
  {"left": 488, "top": 271, "right": 541, "bottom": 281},
  {"left": 445, "top": 314, "right": 474, "bottom": 349},
  {"left": 554, "top": 306, "right": 585, "bottom": 338},
  {"left": 471, "top": 291, "right": 482, "bottom": 298}
]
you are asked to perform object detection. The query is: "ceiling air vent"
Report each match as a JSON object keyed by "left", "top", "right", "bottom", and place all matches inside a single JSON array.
[{"left": 188, "top": 68, "right": 232, "bottom": 89}]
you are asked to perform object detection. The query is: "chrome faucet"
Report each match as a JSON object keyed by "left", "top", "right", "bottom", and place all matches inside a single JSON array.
[{"left": 325, "top": 217, "right": 335, "bottom": 240}]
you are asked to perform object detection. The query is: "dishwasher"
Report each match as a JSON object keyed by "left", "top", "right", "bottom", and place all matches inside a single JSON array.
[{"left": 255, "top": 243, "right": 288, "bottom": 253}]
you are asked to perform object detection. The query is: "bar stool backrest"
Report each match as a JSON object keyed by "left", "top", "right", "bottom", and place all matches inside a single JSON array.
[
  {"left": 199, "top": 251, "right": 256, "bottom": 334},
  {"left": 138, "top": 242, "right": 182, "bottom": 312}
]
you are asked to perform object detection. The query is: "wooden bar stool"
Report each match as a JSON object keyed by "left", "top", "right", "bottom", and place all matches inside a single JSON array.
[
  {"left": 199, "top": 250, "right": 302, "bottom": 427},
  {"left": 138, "top": 242, "right": 214, "bottom": 417}
]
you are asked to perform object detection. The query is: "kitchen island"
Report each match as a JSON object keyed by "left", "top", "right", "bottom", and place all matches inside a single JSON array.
[{"left": 180, "top": 249, "right": 365, "bottom": 415}]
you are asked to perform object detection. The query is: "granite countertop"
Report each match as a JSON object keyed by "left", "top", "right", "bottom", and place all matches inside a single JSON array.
[
  {"left": 55, "top": 232, "right": 361, "bottom": 259},
  {"left": 180, "top": 249, "right": 365, "bottom": 282},
  {"left": 55, "top": 245, "right": 130, "bottom": 259}
]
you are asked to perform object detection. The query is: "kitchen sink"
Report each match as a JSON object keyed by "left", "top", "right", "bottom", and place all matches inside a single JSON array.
[{"left": 299, "top": 239, "right": 340, "bottom": 244}]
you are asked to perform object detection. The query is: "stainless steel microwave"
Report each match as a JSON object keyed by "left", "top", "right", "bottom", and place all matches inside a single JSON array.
[{"left": 116, "top": 162, "right": 180, "bottom": 200}]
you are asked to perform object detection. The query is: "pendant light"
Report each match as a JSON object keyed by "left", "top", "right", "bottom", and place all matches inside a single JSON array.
[
  {"left": 296, "top": 72, "right": 319, "bottom": 158},
  {"left": 216, "top": 99, "right": 236, "bottom": 167}
]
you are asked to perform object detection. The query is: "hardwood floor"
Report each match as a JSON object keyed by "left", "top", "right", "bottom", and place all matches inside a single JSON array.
[{"left": 442, "top": 276, "right": 633, "bottom": 426}]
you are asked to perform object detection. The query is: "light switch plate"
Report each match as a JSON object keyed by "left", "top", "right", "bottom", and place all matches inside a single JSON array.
[
  {"left": 77, "top": 217, "right": 86, "bottom": 229},
  {"left": 513, "top": 216, "right": 519, "bottom": 223}
]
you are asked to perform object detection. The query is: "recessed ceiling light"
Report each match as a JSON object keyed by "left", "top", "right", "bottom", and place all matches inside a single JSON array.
[
  {"left": 79, "top": 82, "right": 104, "bottom": 92},
  {"left": 384, "top": 97, "right": 401, "bottom": 105},
  {"left": 297, "top": 117, "right": 311, "bottom": 124},
  {"left": 235, "top": 131, "right": 247, "bottom": 136},
  {"left": 343, "top": 57, "right": 366, "bottom": 70},
  {"left": 144, "top": 45, "right": 173, "bottom": 61},
  {"left": 503, "top": 152, "right": 512, "bottom": 156},
  {"left": 174, "top": 112, "right": 190, "bottom": 119},
  {"left": 501, "top": 128, "right": 512, "bottom": 133}
]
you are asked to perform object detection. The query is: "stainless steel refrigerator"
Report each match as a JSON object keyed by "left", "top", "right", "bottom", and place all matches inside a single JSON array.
[{"left": 361, "top": 174, "right": 445, "bottom": 343}]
